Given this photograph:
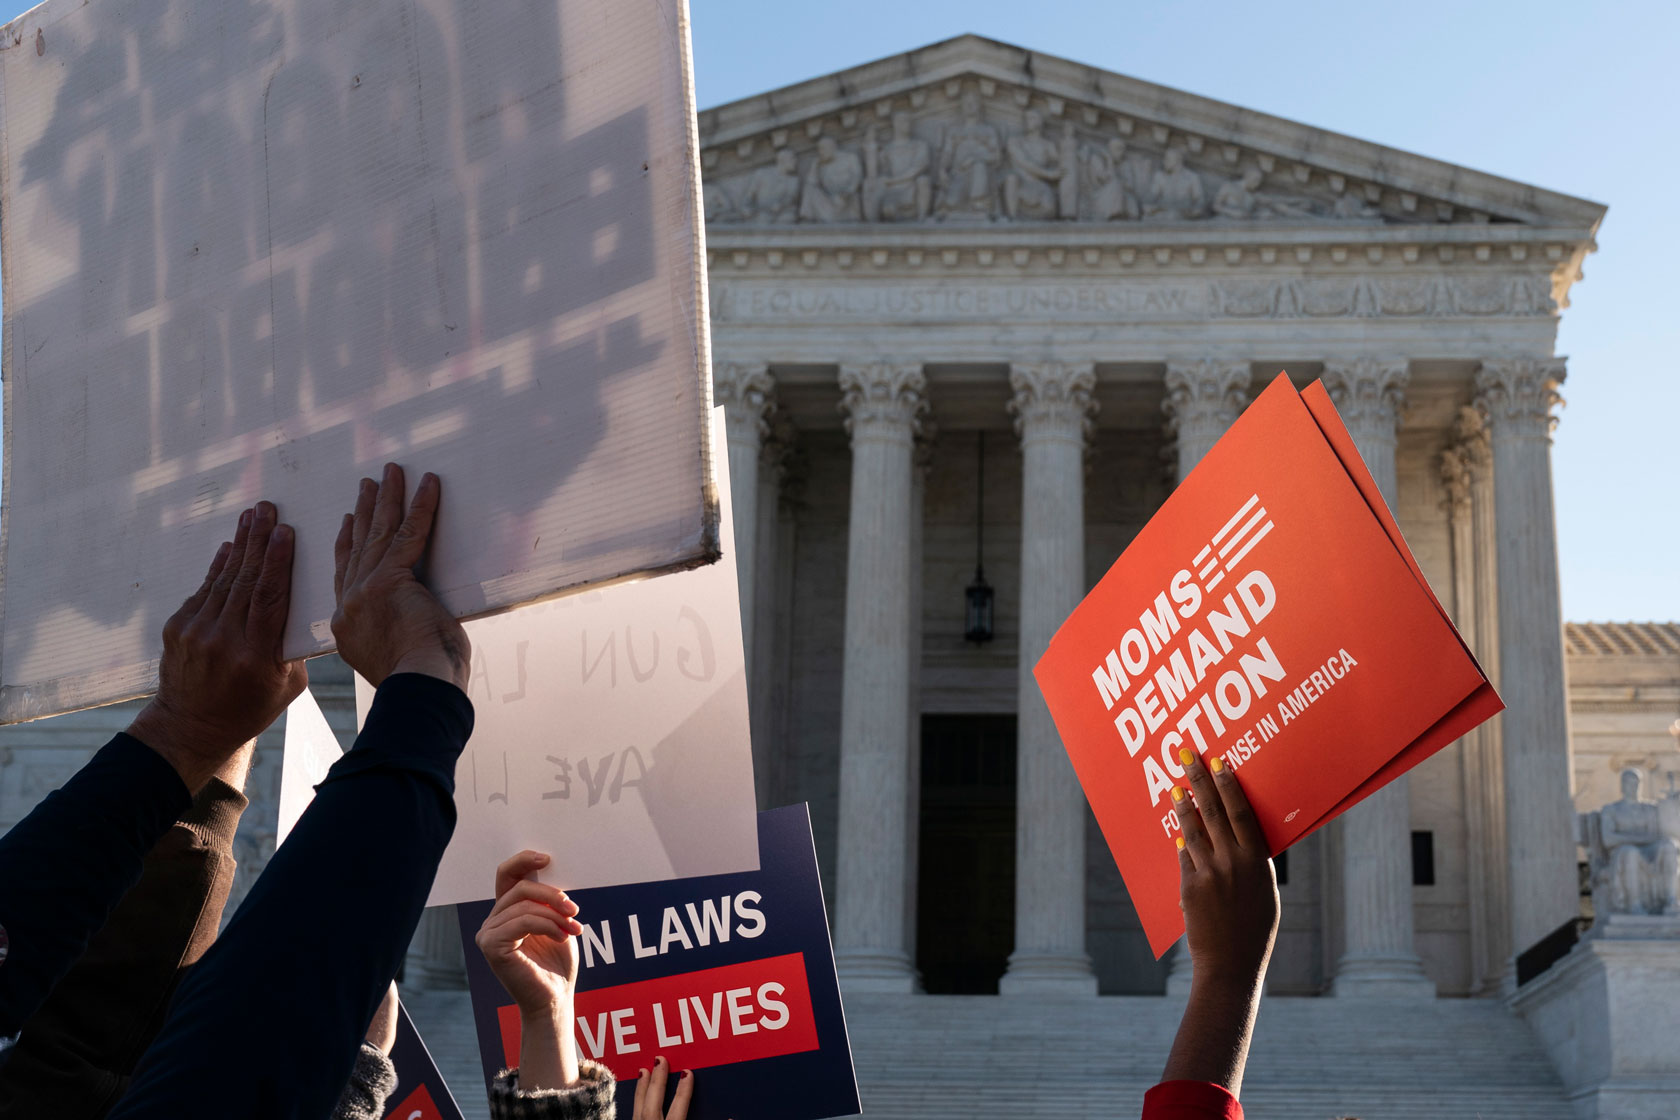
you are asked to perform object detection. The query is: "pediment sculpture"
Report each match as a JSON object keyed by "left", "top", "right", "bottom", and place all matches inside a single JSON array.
[
  {"left": 704, "top": 89, "right": 1436, "bottom": 227},
  {"left": 1579, "top": 768, "right": 1680, "bottom": 918}
]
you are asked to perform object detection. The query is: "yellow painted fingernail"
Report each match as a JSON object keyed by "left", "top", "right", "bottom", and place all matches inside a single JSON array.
[
  {"left": 1176, "top": 836, "right": 1186, "bottom": 850},
  {"left": 1171, "top": 785, "right": 1185, "bottom": 802},
  {"left": 1211, "top": 756, "right": 1224, "bottom": 773},
  {"left": 1179, "top": 747, "right": 1194, "bottom": 766}
]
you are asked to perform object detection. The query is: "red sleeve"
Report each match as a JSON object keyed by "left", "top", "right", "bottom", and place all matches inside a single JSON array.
[{"left": 1142, "top": 1080, "right": 1243, "bottom": 1120}]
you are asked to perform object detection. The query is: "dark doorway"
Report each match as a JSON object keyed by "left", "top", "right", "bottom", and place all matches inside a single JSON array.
[{"left": 916, "top": 714, "right": 1016, "bottom": 994}]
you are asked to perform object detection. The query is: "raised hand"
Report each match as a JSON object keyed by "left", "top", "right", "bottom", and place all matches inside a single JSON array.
[
  {"left": 1174, "top": 748, "right": 1279, "bottom": 986},
  {"left": 475, "top": 850, "right": 585, "bottom": 1090},
  {"left": 127, "top": 502, "right": 309, "bottom": 791},
  {"left": 331, "top": 464, "right": 470, "bottom": 690},
  {"left": 1160, "top": 747, "right": 1280, "bottom": 1098}
]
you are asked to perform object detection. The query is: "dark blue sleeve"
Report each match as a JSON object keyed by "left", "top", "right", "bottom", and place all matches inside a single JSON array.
[
  {"left": 0, "top": 733, "right": 190, "bottom": 1037},
  {"left": 111, "top": 673, "right": 473, "bottom": 1120}
]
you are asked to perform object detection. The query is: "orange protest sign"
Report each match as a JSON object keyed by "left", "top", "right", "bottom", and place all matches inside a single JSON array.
[{"left": 1033, "top": 372, "right": 1501, "bottom": 958}]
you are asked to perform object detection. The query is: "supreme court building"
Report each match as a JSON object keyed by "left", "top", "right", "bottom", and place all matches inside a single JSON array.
[{"left": 699, "top": 34, "right": 1603, "bottom": 1003}]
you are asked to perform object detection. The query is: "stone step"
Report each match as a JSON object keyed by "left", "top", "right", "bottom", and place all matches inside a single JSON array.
[{"left": 402, "top": 989, "right": 1575, "bottom": 1120}]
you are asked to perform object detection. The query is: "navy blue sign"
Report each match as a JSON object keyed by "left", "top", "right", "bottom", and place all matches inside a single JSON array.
[{"left": 456, "top": 804, "right": 858, "bottom": 1120}]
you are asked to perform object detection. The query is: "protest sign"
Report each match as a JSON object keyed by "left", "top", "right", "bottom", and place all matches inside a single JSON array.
[
  {"left": 277, "top": 684, "right": 346, "bottom": 843},
  {"left": 386, "top": 1002, "right": 468, "bottom": 1120},
  {"left": 0, "top": 0, "right": 716, "bottom": 723},
  {"left": 1034, "top": 372, "right": 1502, "bottom": 958},
  {"left": 353, "top": 408, "right": 758, "bottom": 905},
  {"left": 456, "top": 805, "right": 859, "bottom": 1120}
]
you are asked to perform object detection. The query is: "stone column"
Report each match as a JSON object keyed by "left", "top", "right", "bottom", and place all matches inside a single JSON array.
[
  {"left": 1323, "top": 357, "right": 1435, "bottom": 998},
  {"left": 749, "top": 422, "right": 793, "bottom": 809},
  {"left": 902, "top": 430, "right": 935, "bottom": 984},
  {"left": 714, "top": 362, "right": 776, "bottom": 672},
  {"left": 1001, "top": 362, "right": 1100, "bottom": 995},
  {"left": 1162, "top": 360, "right": 1253, "bottom": 476},
  {"left": 1475, "top": 358, "right": 1578, "bottom": 969},
  {"left": 1160, "top": 359, "right": 1251, "bottom": 993},
  {"left": 405, "top": 908, "right": 466, "bottom": 990},
  {"left": 1442, "top": 408, "right": 1510, "bottom": 995},
  {"left": 833, "top": 361, "right": 927, "bottom": 992}
]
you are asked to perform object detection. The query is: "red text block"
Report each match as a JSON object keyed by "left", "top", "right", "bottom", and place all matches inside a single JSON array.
[{"left": 498, "top": 953, "right": 820, "bottom": 1080}]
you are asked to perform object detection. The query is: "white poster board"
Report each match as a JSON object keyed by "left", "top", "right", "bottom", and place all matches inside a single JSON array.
[
  {"left": 281, "top": 410, "right": 758, "bottom": 901},
  {"left": 0, "top": 0, "right": 716, "bottom": 723}
]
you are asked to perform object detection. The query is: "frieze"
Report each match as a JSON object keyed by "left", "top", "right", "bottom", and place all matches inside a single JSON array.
[
  {"left": 711, "top": 274, "right": 1555, "bottom": 325},
  {"left": 703, "top": 81, "right": 1503, "bottom": 230}
]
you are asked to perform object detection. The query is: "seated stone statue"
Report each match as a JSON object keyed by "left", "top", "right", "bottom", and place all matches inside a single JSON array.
[
  {"left": 1146, "top": 148, "right": 1205, "bottom": 220},
  {"left": 863, "top": 113, "right": 932, "bottom": 222},
  {"left": 1003, "top": 110, "right": 1067, "bottom": 220},
  {"left": 799, "top": 135, "right": 864, "bottom": 223},
  {"left": 741, "top": 147, "right": 802, "bottom": 224},
  {"left": 1580, "top": 768, "right": 1680, "bottom": 917}
]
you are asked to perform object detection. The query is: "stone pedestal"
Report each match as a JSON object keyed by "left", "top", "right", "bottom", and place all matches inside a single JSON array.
[{"left": 1512, "top": 921, "right": 1680, "bottom": 1119}]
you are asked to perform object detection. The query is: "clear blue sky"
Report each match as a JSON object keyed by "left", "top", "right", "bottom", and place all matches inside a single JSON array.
[
  {"left": 691, "top": 0, "right": 1677, "bottom": 623},
  {"left": 0, "top": 1, "right": 1670, "bottom": 623}
]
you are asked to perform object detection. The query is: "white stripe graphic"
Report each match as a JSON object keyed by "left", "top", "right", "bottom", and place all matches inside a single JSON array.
[
  {"left": 1219, "top": 508, "right": 1269, "bottom": 558},
  {"left": 1213, "top": 495, "right": 1260, "bottom": 545},
  {"left": 1224, "top": 520, "right": 1275, "bottom": 568}
]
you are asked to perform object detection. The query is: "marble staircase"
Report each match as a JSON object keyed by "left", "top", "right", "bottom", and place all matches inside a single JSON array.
[{"left": 402, "top": 990, "right": 1575, "bottom": 1120}]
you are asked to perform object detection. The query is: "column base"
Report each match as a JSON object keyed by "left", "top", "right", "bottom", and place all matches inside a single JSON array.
[
  {"left": 836, "top": 948, "right": 918, "bottom": 994},
  {"left": 999, "top": 950, "right": 1098, "bottom": 996},
  {"left": 1330, "top": 953, "right": 1437, "bottom": 999}
]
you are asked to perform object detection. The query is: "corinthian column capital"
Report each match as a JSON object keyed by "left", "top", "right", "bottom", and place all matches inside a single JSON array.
[
  {"left": 1475, "top": 357, "right": 1567, "bottom": 435},
  {"left": 1161, "top": 360, "right": 1251, "bottom": 437},
  {"left": 713, "top": 361, "right": 777, "bottom": 444},
  {"left": 1009, "top": 361, "right": 1098, "bottom": 445},
  {"left": 839, "top": 361, "right": 928, "bottom": 441},
  {"left": 1322, "top": 356, "right": 1409, "bottom": 443}
]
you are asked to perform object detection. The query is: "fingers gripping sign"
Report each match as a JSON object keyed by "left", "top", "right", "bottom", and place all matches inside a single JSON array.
[
  {"left": 1172, "top": 747, "right": 1279, "bottom": 986},
  {"left": 331, "top": 464, "right": 471, "bottom": 690},
  {"left": 635, "top": 1056, "right": 693, "bottom": 1120}
]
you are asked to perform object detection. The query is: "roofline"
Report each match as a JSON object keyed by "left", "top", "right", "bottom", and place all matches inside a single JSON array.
[{"left": 698, "top": 33, "right": 1606, "bottom": 233}]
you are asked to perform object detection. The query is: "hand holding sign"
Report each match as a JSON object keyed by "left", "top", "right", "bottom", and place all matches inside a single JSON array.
[
  {"left": 127, "top": 501, "right": 309, "bottom": 791},
  {"left": 476, "top": 850, "right": 587, "bottom": 1092},
  {"left": 1174, "top": 751, "right": 1279, "bottom": 987},
  {"left": 332, "top": 466, "right": 471, "bottom": 691}
]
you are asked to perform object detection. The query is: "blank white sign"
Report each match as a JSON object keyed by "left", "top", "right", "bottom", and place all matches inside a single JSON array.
[
  {"left": 0, "top": 0, "right": 716, "bottom": 722},
  {"left": 340, "top": 408, "right": 760, "bottom": 904}
]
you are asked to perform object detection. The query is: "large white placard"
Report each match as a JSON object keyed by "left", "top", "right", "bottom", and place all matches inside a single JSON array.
[
  {"left": 311, "top": 410, "right": 758, "bottom": 903},
  {"left": 0, "top": 0, "right": 716, "bottom": 722}
]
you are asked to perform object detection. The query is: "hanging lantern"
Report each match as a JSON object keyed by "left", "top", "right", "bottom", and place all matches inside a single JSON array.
[{"left": 965, "top": 431, "right": 994, "bottom": 645}]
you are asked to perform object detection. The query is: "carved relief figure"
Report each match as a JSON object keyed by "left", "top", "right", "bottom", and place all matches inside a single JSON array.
[
  {"left": 1582, "top": 768, "right": 1680, "bottom": 916},
  {"left": 1003, "top": 110, "right": 1070, "bottom": 220},
  {"left": 1213, "top": 167, "right": 1266, "bottom": 219},
  {"left": 1332, "top": 190, "right": 1382, "bottom": 220},
  {"left": 799, "top": 134, "right": 863, "bottom": 223},
  {"left": 741, "top": 147, "right": 802, "bottom": 224},
  {"left": 1147, "top": 148, "right": 1206, "bottom": 219},
  {"left": 1083, "top": 138, "right": 1138, "bottom": 220},
  {"left": 863, "top": 112, "right": 932, "bottom": 222},
  {"left": 937, "top": 91, "right": 1002, "bottom": 219}
]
